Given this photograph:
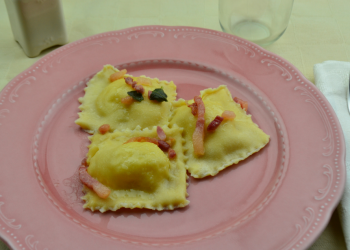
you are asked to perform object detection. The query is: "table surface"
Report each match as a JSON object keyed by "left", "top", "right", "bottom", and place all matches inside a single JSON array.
[{"left": 0, "top": 0, "right": 348, "bottom": 249}]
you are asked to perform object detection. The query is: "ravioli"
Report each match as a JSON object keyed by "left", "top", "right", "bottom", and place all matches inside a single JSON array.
[
  {"left": 76, "top": 65, "right": 177, "bottom": 133},
  {"left": 82, "top": 125, "right": 189, "bottom": 212},
  {"left": 77, "top": 66, "right": 270, "bottom": 212},
  {"left": 169, "top": 85, "right": 270, "bottom": 178}
]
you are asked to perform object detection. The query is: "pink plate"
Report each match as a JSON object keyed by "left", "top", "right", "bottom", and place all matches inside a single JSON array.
[{"left": 0, "top": 26, "right": 345, "bottom": 250}]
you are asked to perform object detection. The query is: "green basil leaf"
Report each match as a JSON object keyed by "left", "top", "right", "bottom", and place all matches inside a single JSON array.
[
  {"left": 127, "top": 91, "right": 144, "bottom": 102},
  {"left": 150, "top": 88, "right": 168, "bottom": 102}
]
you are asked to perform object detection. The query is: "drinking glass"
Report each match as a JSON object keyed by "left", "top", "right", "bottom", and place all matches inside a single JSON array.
[{"left": 219, "top": 0, "right": 294, "bottom": 46}]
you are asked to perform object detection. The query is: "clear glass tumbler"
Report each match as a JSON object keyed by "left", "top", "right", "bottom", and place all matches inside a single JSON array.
[{"left": 219, "top": 0, "right": 294, "bottom": 46}]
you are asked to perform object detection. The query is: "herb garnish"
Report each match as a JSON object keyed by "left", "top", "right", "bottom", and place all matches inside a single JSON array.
[
  {"left": 127, "top": 91, "right": 144, "bottom": 102},
  {"left": 150, "top": 88, "right": 168, "bottom": 102}
]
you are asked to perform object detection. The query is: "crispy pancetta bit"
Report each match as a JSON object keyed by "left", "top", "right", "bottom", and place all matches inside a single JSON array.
[
  {"left": 157, "top": 126, "right": 167, "bottom": 141},
  {"left": 158, "top": 140, "right": 171, "bottom": 151},
  {"left": 188, "top": 102, "right": 198, "bottom": 116},
  {"left": 109, "top": 69, "right": 127, "bottom": 82},
  {"left": 207, "top": 116, "right": 224, "bottom": 132},
  {"left": 79, "top": 166, "right": 111, "bottom": 199},
  {"left": 234, "top": 97, "right": 248, "bottom": 111},
  {"left": 207, "top": 110, "right": 236, "bottom": 132},
  {"left": 121, "top": 96, "right": 134, "bottom": 105},
  {"left": 168, "top": 148, "right": 176, "bottom": 159},
  {"left": 124, "top": 77, "right": 145, "bottom": 94},
  {"left": 155, "top": 127, "right": 177, "bottom": 158},
  {"left": 98, "top": 124, "right": 110, "bottom": 134},
  {"left": 192, "top": 96, "right": 205, "bottom": 156},
  {"left": 124, "top": 77, "right": 135, "bottom": 86},
  {"left": 124, "top": 136, "right": 159, "bottom": 145},
  {"left": 125, "top": 136, "right": 176, "bottom": 159},
  {"left": 134, "top": 84, "right": 145, "bottom": 94},
  {"left": 222, "top": 110, "right": 236, "bottom": 120},
  {"left": 81, "top": 157, "right": 88, "bottom": 167},
  {"left": 148, "top": 90, "right": 152, "bottom": 99}
]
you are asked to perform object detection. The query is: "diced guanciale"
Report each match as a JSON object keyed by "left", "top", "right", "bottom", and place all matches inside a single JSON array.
[
  {"left": 192, "top": 96, "right": 205, "bottom": 155},
  {"left": 158, "top": 140, "right": 171, "bottom": 151},
  {"left": 109, "top": 69, "right": 127, "bottom": 82},
  {"left": 124, "top": 136, "right": 176, "bottom": 159},
  {"left": 234, "top": 97, "right": 248, "bottom": 111},
  {"left": 121, "top": 96, "right": 134, "bottom": 105},
  {"left": 207, "top": 116, "right": 224, "bottom": 132},
  {"left": 168, "top": 148, "right": 176, "bottom": 159},
  {"left": 134, "top": 84, "right": 145, "bottom": 94},
  {"left": 98, "top": 124, "right": 110, "bottom": 134},
  {"left": 124, "top": 77, "right": 135, "bottom": 86},
  {"left": 81, "top": 157, "right": 88, "bottom": 167},
  {"left": 79, "top": 167, "right": 111, "bottom": 199},
  {"left": 148, "top": 90, "right": 152, "bottom": 99},
  {"left": 124, "top": 77, "right": 144, "bottom": 94},
  {"left": 188, "top": 102, "right": 198, "bottom": 116},
  {"left": 222, "top": 110, "right": 236, "bottom": 120},
  {"left": 157, "top": 126, "right": 166, "bottom": 141}
]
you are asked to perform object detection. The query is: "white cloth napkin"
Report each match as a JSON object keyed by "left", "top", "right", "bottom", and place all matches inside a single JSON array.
[{"left": 314, "top": 60, "right": 350, "bottom": 248}]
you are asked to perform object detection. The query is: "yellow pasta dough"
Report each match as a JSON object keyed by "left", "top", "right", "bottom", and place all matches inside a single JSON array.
[
  {"left": 169, "top": 85, "right": 270, "bottom": 178},
  {"left": 82, "top": 125, "right": 189, "bottom": 212},
  {"left": 77, "top": 65, "right": 270, "bottom": 212},
  {"left": 75, "top": 65, "right": 177, "bottom": 133}
]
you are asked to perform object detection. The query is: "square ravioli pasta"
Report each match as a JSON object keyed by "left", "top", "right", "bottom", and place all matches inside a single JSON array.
[
  {"left": 76, "top": 65, "right": 177, "bottom": 134},
  {"left": 82, "top": 125, "right": 189, "bottom": 212},
  {"left": 169, "top": 85, "right": 270, "bottom": 178}
]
